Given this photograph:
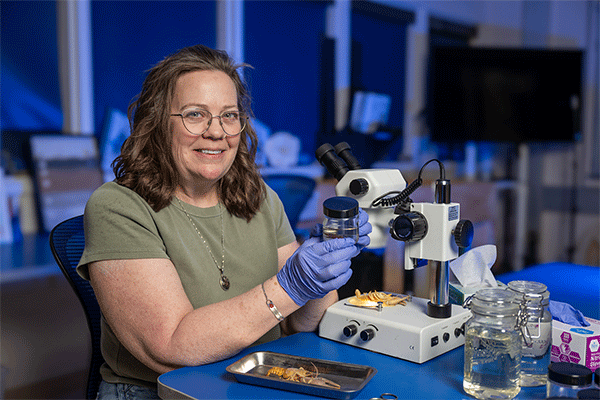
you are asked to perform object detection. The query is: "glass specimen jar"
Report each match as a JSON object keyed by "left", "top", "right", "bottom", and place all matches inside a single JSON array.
[
  {"left": 463, "top": 288, "right": 524, "bottom": 400},
  {"left": 322, "top": 196, "right": 359, "bottom": 242},
  {"left": 507, "top": 280, "right": 552, "bottom": 387},
  {"left": 547, "top": 362, "right": 593, "bottom": 398}
]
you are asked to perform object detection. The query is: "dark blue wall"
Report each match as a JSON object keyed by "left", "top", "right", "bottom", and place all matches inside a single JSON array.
[
  {"left": 245, "top": 1, "right": 330, "bottom": 160},
  {"left": 92, "top": 1, "right": 216, "bottom": 134},
  {"left": 1, "top": 0, "right": 62, "bottom": 130}
]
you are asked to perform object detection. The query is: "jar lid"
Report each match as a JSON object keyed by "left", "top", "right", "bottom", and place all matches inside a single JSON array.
[
  {"left": 578, "top": 388, "right": 600, "bottom": 399},
  {"left": 323, "top": 196, "right": 359, "bottom": 218},
  {"left": 548, "top": 362, "right": 593, "bottom": 387},
  {"left": 469, "top": 288, "right": 521, "bottom": 316},
  {"left": 507, "top": 280, "right": 550, "bottom": 305}
]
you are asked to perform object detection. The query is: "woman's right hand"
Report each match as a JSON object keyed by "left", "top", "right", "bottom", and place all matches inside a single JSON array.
[{"left": 276, "top": 237, "right": 358, "bottom": 306}]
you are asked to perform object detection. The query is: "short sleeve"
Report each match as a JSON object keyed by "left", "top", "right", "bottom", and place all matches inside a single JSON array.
[{"left": 77, "top": 182, "right": 169, "bottom": 280}]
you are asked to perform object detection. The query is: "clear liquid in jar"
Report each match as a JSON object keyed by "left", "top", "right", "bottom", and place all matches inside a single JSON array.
[
  {"left": 322, "top": 226, "right": 359, "bottom": 242},
  {"left": 464, "top": 325, "right": 522, "bottom": 400},
  {"left": 519, "top": 324, "right": 551, "bottom": 386},
  {"left": 519, "top": 320, "right": 552, "bottom": 386}
]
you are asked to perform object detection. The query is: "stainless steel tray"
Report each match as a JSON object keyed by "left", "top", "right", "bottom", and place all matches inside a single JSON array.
[{"left": 226, "top": 351, "right": 377, "bottom": 399}]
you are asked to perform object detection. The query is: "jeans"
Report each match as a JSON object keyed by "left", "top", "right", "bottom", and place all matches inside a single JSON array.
[{"left": 96, "top": 380, "right": 160, "bottom": 400}]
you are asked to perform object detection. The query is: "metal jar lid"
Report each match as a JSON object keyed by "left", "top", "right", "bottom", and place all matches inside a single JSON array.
[
  {"left": 507, "top": 280, "right": 550, "bottom": 306},
  {"left": 548, "top": 362, "right": 593, "bottom": 387},
  {"left": 323, "top": 196, "right": 359, "bottom": 218},
  {"left": 466, "top": 288, "right": 521, "bottom": 317}
]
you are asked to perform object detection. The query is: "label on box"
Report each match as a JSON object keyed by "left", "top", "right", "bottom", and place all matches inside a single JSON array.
[{"left": 551, "top": 317, "right": 600, "bottom": 371}]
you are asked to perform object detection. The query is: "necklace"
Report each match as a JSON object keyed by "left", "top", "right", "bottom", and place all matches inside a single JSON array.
[{"left": 176, "top": 197, "right": 230, "bottom": 291}]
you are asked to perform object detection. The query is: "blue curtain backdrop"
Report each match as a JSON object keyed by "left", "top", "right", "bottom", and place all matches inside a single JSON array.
[
  {"left": 244, "top": 0, "right": 330, "bottom": 160},
  {"left": 1, "top": 0, "right": 62, "bottom": 130},
  {"left": 92, "top": 1, "right": 216, "bottom": 135}
]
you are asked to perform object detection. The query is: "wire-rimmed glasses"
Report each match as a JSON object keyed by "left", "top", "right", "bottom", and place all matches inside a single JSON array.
[{"left": 170, "top": 109, "right": 248, "bottom": 136}]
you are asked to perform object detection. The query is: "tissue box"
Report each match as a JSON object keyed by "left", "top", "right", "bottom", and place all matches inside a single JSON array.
[
  {"left": 551, "top": 317, "right": 600, "bottom": 371},
  {"left": 449, "top": 281, "right": 507, "bottom": 305}
]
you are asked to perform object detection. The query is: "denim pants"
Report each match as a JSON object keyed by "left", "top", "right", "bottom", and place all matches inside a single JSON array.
[{"left": 96, "top": 380, "right": 160, "bottom": 400}]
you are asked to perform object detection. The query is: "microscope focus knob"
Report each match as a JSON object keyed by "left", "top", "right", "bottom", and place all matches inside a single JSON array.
[
  {"left": 453, "top": 219, "right": 474, "bottom": 248},
  {"left": 349, "top": 178, "right": 369, "bottom": 196},
  {"left": 360, "top": 328, "right": 376, "bottom": 341},
  {"left": 343, "top": 324, "right": 358, "bottom": 337},
  {"left": 390, "top": 212, "right": 428, "bottom": 242}
]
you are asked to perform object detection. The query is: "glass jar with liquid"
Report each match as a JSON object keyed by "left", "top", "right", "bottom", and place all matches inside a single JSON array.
[
  {"left": 322, "top": 196, "right": 359, "bottom": 242},
  {"left": 463, "top": 288, "right": 524, "bottom": 400},
  {"left": 507, "top": 280, "right": 552, "bottom": 387},
  {"left": 547, "top": 362, "right": 593, "bottom": 398}
]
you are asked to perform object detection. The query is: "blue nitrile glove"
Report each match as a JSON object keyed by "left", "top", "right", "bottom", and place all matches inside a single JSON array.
[
  {"left": 356, "top": 208, "right": 372, "bottom": 249},
  {"left": 277, "top": 237, "right": 359, "bottom": 306},
  {"left": 311, "top": 208, "right": 372, "bottom": 250},
  {"left": 549, "top": 300, "right": 590, "bottom": 327}
]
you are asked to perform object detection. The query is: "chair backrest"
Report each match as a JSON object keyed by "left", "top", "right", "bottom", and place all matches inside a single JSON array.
[
  {"left": 49, "top": 215, "right": 104, "bottom": 400},
  {"left": 262, "top": 174, "right": 317, "bottom": 231}
]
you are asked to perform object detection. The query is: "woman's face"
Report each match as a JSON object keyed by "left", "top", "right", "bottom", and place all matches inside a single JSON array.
[{"left": 170, "top": 70, "right": 241, "bottom": 191}]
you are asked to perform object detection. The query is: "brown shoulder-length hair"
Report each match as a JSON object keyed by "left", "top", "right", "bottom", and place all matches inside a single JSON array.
[{"left": 113, "top": 44, "right": 264, "bottom": 221}]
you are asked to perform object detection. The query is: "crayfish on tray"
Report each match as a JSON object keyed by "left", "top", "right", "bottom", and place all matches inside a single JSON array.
[
  {"left": 266, "top": 363, "right": 341, "bottom": 389},
  {"left": 347, "top": 289, "right": 410, "bottom": 307}
]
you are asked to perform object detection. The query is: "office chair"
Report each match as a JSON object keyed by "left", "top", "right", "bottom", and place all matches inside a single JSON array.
[
  {"left": 262, "top": 174, "right": 317, "bottom": 235},
  {"left": 49, "top": 215, "right": 104, "bottom": 400}
]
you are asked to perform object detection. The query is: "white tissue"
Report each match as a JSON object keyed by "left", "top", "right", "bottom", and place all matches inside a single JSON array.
[{"left": 449, "top": 245, "right": 497, "bottom": 288}]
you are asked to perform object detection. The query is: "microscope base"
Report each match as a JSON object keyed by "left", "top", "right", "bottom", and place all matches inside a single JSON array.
[{"left": 318, "top": 296, "right": 472, "bottom": 364}]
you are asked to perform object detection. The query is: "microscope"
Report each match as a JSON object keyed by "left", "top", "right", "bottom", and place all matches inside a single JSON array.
[{"left": 317, "top": 142, "right": 474, "bottom": 363}]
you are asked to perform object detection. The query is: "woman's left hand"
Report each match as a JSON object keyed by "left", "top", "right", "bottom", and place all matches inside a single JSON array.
[{"left": 356, "top": 208, "right": 372, "bottom": 249}]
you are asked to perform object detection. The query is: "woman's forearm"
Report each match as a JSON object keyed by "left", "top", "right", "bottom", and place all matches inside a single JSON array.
[{"left": 284, "top": 290, "right": 338, "bottom": 334}]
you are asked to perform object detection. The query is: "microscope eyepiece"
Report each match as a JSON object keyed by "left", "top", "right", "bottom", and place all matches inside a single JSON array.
[
  {"left": 334, "top": 142, "right": 362, "bottom": 170},
  {"left": 316, "top": 143, "right": 349, "bottom": 181}
]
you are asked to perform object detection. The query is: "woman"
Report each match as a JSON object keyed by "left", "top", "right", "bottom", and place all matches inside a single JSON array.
[{"left": 78, "top": 44, "right": 371, "bottom": 399}]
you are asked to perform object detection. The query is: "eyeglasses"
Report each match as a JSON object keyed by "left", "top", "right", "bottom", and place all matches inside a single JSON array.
[{"left": 170, "top": 109, "right": 247, "bottom": 136}]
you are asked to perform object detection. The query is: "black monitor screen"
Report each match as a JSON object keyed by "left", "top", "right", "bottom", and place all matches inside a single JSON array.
[{"left": 428, "top": 46, "right": 583, "bottom": 143}]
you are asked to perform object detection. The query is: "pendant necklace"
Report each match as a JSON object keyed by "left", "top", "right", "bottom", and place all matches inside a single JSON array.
[{"left": 176, "top": 197, "right": 230, "bottom": 291}]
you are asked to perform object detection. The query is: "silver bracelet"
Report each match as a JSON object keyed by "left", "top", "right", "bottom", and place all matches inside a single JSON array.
[{"left": 261, "top": 282, "right": 284, "bottom": 322}]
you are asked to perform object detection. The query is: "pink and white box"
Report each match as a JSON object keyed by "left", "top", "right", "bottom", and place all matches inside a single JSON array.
[{"left": 551, "top": 317, "right": 600, "bottom": 371}]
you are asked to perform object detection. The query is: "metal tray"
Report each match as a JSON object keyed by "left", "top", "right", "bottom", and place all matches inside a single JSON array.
[{"left": 226, "top": 351, "right": 377, "bottom": 399}]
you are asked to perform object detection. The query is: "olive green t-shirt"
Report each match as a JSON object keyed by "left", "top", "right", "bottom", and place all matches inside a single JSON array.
[{"left": 78, "top": 181, "right": 296, "bottom": 388}]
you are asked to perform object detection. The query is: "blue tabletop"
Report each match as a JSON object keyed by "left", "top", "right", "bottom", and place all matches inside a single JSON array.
[
  {"left": 158, "top": 332, "right": 547, "bottom": 400},
  {"left": 157, "top": 263, "right": 598, "bottom": 399}
]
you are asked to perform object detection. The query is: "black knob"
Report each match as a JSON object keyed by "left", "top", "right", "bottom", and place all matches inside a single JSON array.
[
  {"left": 455, "top": 323, "right": 466, "bottom": 337},
  {"left": 343, "top": 324, "right": 358, "bottom": 337},
  {"left": 390, "top": 212, "right": 428, "bottom": 242},
  {"left": 349, "top": 178, "right": 369, "bottom": 196},
  {"left": 360, "top": 328, "right": 376, "bottom": 341},
  {"left": 454, "top": 220, "right": 474, "bottom": 248}
]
